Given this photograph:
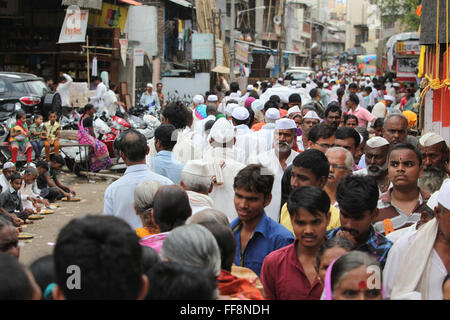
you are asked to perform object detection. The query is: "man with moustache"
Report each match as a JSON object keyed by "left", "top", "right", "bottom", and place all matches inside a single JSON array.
[
  {"left": 374, "top": 143, "right": 430, "bottom": 236},
  {"left": 249, "top": 119, "right": 299, "bottom": 222},
  {"left": 327, "top": 175, "right": 393, "bottom": 269},
  {"left": 298, "top": 111, "right": 321, "bottom": 151},
  {"left": 324, "top": 147, "right": 354, "bottom": 207},
  {"left": 323, "top": 102, "right": 342, "bottom": 133},
  {"left": 354, "top": 137, "right": 391, "bottom": 194},
  {"left": 418, "top": 132, "right": 449, "bottom": 194}
]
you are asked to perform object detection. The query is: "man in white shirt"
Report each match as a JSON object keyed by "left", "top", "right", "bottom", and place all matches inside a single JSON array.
[
  {"left": 180, "top": 160, "right": 214, "bottom": 215},
  {"left": 104, "top": 130, "right": 173, "bottom": 230},
  {"left": 101, "top": 82, "right": 124, "bottom": 118},
  {"left": 90, "top": 76, "right": 107, "bottom": 112},
  {"left": 248, "top": 118, "right": 299, "bottom": 222},
  {"left": 255, "top": 107, "right": 280, "bottom": 154},
  {"left": 139, "top": 83, "right": 161, "bottom": 115},
  {"left": 231, "top": 106, "right": 257, "bottom": 163},
  {"left": 56, "top": 73, "right": 73, "bottom": 109},
  {"left": 383, "top": 179, "right": 450, "bottom": 300},
  {"left": 0, "top": 162, "right": 16, "bottom": 193},
  {"left": 203, "top": 118, "right": 246, "bottom": 221}
]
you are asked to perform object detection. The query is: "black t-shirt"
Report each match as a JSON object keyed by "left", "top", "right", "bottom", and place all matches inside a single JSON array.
[
  {"left": 37, "top": 167, "right": 58, "bottom": 190},
  {"left": 83, "top": 116, "right": 93, "bottom": 128}
]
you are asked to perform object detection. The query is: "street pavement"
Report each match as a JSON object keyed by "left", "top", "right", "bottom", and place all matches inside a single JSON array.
[{"left": 18, "top": 171, "right": 116, "bottom": 266}]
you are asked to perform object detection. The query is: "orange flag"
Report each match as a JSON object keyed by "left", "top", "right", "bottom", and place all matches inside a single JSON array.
[{"left": 416, "top": 3, "right": 422, "bottom": 16}]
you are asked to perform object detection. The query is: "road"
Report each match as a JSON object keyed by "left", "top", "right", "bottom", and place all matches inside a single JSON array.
[{"left": 18, "top": 171, "right": 117, "bottom": 266}]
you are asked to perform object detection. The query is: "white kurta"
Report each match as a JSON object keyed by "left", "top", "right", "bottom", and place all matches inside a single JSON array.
[
  {"left": 203, "top": 147, "right": 246, "bottom": 222},
  {"left": 383, "top": 229, "right": 447, "bottom": 300},
  {"left": 234, "top": 124, "right": 258, "bottom": 164},
  {"left": 248, "top": 149, "right": 299, "bottom": 222}
]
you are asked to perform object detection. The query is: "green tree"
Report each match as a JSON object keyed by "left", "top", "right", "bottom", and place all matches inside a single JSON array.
[{"left": 370, "top": 0, "right": 421, "bottom": 31}]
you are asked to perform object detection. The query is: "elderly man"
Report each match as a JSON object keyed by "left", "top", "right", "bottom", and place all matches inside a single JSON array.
[
  {"left": 418, "top": 132, "right": 449, "bottom": 194},
  {"left": 324, "top": 147, "right": 354, "bottom": 207},
  {"left": 374, "top": 143, "right": 430, "bottom": 236},
  {"left": 140, "top": 83, "right": 161, "bottom": 115},
  {"left": 383, "top": 112, "right": 418, "bottom": 147},
  {"left": 0, "top": 162, "right": 16, "bottom": 192},
  {"left": 20, "top": 167, "right": 50, "bottom": 212},
  {"left": 203, "top": 118, "right": 246, "bottom": 221},
  {"left": 384, "top": 179, "right": 450, "bottom": 300},
  {"left": 299, "top": 111, "right": 321, "bottom": 151},
  {"left": 249, "top": 118, "right": 299, "bottom": 222},
  {"left": 104, "top": 130, "right": 173, "bottom": 230},
  {"left": 180, "top": 160, "right": 214, "bottom": 215},
  {"left": 354, "top": 136, "right": 391, "bottom": 194}
]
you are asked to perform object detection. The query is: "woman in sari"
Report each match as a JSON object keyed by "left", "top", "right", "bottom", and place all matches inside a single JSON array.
[
  {"left": 399, "top": 88, "right": 417, "bottom": 113},
  {"left": 77, "top": 104, "right": 112, "bottom": 172},
  {"left": 9, "top": 110, "right": 32, "bottom": 166}
]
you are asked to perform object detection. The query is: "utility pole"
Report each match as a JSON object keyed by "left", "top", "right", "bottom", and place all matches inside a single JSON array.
[
  {"left": 278, "top": 0, "right": 286, "bottom": 78},
  {"left": 229, "top": 0, "right": 235, "bottom": 82}
]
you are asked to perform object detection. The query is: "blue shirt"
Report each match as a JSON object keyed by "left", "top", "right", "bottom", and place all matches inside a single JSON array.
[
  {"left": 231, "top": 212, "right": 295, "bottom": 277},
  {"left": 327, "top": 226, "right": 393, "bottom": 269},
  {"left": 152, "top": 150, "right": 184, "bottom": 184},
  {"left": 140, "top": 91, "right": 161, "bottom": 112},
  {"left": 104, "top": 164, "right": 173, "bottom": 230}
]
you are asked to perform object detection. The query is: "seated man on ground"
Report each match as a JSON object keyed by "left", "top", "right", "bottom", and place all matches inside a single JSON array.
[{"left": 0, "top": 173, "right": 34, "bottom": 225}]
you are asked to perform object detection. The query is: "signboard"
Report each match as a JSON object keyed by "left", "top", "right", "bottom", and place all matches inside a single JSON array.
[
  {"left": 235, "top": 42, "right": 249, "bottom": 63},
  {"left": 125, "top": 5, "right": 158, "bottom": 57},
  {"left": 88, "top": 2, "right": 128, "bottom": 33},
  {"left": 396, "top": 57, "right": 418, "bottom": 81},
  {"left": 192, "top": 34, "right": 214, "bottom": 60},
  {"left": 119, "top": 38, "right": 128, "bottom": 67},
  {"left": 134, "top": 48, "right": 144, "bottom": 67},
  {"left": 62, "top": 0, "right": 103, "bottom": 10},
  {"left": 58, "top": 7, "right": 89, "bottom": 43},
  {"left": 215, "top": 39, "right": 223, "bottom": 66},
  {"left": 396, "top": 41, "right": 420, "bottom": 55}
]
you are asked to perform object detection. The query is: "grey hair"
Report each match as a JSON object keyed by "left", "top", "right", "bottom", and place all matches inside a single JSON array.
[
  {"left": 331, "top": 251, "right": 380, "bottom": 295},
  {"left": 326, "top": 146, "right": 354, "bottom": 170},
  {"left": 161, "top": 224, "right": 222, "bottom": 278},
  {"left": 185, "top": 208, "right": 230, "bottom": 227},
  {"left": 23, "top": 167, "right": 37, "bottom": 176},
  {"left": 180, "top": 172, "right": 212, "bottom": 193},
  {"left": 384, "top": 112, "right": 408, "bottom": 129},
  {"left": 133, "top": 180, "right": 162, "bottom": 213}
]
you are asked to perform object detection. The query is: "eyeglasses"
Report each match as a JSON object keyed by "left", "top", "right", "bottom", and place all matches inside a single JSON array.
[{"left": 330, "top": 163, "right": 349, "bottom": 170}]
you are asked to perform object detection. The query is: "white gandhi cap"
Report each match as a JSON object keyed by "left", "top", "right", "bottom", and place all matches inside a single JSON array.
[
  {"left": 182, "top": 160, "right": 212, "bottom": 178},
  {"left": 275, "top": 118, "right": 297, "bottom": 130},
  {"left": 366, "top": 136, "right": 389, "bottom": 148},
  {"left": 419, "top": 132, "right": 445, "bottom": 147}
]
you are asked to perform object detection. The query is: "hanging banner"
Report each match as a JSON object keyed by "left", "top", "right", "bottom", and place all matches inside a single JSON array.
[
  {"left": 58, "top": 6, "right": 89, "bottom": 44},
  {"left": 215, "top": 39, "right": 223, "bottom": 66},
  {"left": 134, "top": 48, "right": 144, "bottom": 67},
  {"left": 235, "top": 42, "right": 249, "bottom": 63},
  {"left": 192, "top": 33, "right": 214, "bottom": 60},
  {"left": 88, "top": 2, "right": 128, "bottom": 33},
  {"left": 119, "top": 38, "right": 128, "bottom": 66},
  {"left": 265, "top": 55, "right": 275, "bottom": 69}
]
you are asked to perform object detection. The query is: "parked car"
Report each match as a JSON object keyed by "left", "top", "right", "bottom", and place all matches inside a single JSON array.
[
  {"left": 0, "top": 72, "right": 61, "bottom": 122},
  {"left": 284, "top": 68, "right": 315, "bottom": 85}
]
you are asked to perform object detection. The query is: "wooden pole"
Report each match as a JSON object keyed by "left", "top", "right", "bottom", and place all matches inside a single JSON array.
[{"left": 86, "top": 35, "right": 90, "bottom": 88}]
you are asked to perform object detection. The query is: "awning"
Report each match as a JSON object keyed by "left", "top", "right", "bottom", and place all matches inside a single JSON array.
[
  {"left": 169, "top": 0, "right": 193, "bottom": 8},
  {"left": 119, "top": 0, "right": 142, "bottom": 5}
]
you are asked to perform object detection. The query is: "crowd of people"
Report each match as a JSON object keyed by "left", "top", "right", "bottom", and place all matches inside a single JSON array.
[{"left": 0, "top": 69, "right": 449, "bottom": 301}]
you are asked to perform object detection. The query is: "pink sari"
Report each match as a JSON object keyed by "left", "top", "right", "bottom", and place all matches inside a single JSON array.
[{"left": 77, "top": 117, "right": 112, "bottom": 172}]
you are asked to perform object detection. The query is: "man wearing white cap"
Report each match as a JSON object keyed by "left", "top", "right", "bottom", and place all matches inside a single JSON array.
[
  {"left": 354, "top": 136, "right": 392, "bottom": 194},
  {"left": 0, "top": 162, "right": 16, "bottom": 192},
  {"left": 231, "top": 106, "right": 257, "bottom": 164},
  {"left": 298, "top": 110, "right": 320, "bottom": 152},
  {"left": 418, "top": 132, "right": 449, "bottom": 194},
  {"left": 255, "top": 107, "right": 281, "bottom": 154},
  {"left": 371, "top": 94, "right": 395, "bottom": 119},
  {"left": 180, "top": 160, "right": 215, "bottom": 215},
  {"left": 249, "top": 118, "right": 299, "bottom": 222},
  {"left": 140, "top": 83, "right": 161, "bottom": 115},
  {"left": 387, "top": 82, "right": 400, "bottom": 103},
  {"left": 207, "top": 94, "right": 219, "bottom": 105},
  {"left": 383, "top": 179, "right": 450, "bottom": 300},
  {"left": 192, "top": 94, "right": 205, "bottom": 109},
  {"left": 203, "top": 118, "right": 246, "bottom": 221}
]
